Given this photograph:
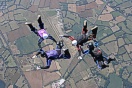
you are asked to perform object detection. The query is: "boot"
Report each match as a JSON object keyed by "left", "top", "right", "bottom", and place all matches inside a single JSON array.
[
  {"left": 37, "top": 15, "right": 43, "bottom": 24},
  {"left": 25, "top": 22, "right": 34, "bottom": 29}
]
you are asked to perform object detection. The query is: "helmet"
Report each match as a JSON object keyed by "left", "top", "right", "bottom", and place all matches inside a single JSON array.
[
  {"left": 72, "top": 40, "right": 77, "bottom": 46},
  {"left": 88, "top": 42, "right": 94, "bottom": 50},
  {"left": 42, "top": 33, "right": 48, "bottom": 39},
  {"left": 57, "top": 41, "right": 64, "bottom": 49}
]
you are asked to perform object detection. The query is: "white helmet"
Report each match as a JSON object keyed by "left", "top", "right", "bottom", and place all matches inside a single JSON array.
[
  {"left": 72, "top": 40, "right": 77, "bottom": 46},
  {"left": 42, "top": 33, "right": 48, "bottom": 39}
]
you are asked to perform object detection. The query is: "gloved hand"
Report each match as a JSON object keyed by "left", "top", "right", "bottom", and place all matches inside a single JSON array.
[
  {"left": 41, "top": 66, "right": 50, "bottom": 69},
  {"left": 78, "top": 56, "right": 82, "bottom": 59},
  {"left": 32, "top": 55, "right": 37, "bottom": 59},
  {"left": 58, "top": 79, "right": 66, "bottom": 85},
  {"left": 36, "top": 66, "right": 41, "bottom": 70},
  {"left": 104, "top": 61, "right": 108, "bottom": 65},
  {"left": 59, "top": 35, "right": 64, "bottom": 37},
  {"left": 62, "top": 48, "right": 67, "bottom": 51}
]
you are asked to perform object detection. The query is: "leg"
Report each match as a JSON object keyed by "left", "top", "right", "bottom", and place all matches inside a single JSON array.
[
  {"left": 63, "top": 49, "right": 71, "bottom": 59},
  {"left": 47, "top": 59, "right": 52, "bottom": 66},
  {"left": 36, "top": 58, "right": 51, "bottom": 69},
  {"left": 91, "top": 26, "right": 98, "bottom": 38},
  {"left": 37, "top": 15, "right": 44, "bottom": 29},
  {"left": 25, "top": 22, "right": 38, "bottom": 35},
  {"left": 82, "top": 20, "right": 88, "bottom": 34},
  {"left": 47, "top": 35, "right": 57, "bottom": 43}
]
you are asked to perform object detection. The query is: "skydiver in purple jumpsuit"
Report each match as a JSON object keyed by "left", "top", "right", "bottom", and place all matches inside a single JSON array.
[
  {"left": 32, "top": 40, "right": 71, "bottom": 69},
  {"left": 25, "top": 15, "right": 57, "bottom": 48}
]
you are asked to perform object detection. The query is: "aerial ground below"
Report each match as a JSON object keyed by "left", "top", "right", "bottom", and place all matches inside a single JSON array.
[{"left": 0, "top": 0, "right": 132, "bottom": 88}]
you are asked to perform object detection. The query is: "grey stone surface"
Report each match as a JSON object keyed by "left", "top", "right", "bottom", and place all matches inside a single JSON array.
[
  {"left": 0, "top": 23, "right": 11, "bottom": 33},
  {"left": 8, "top": 11, "right": 14, "bottom": 20},
  {"left": 20, "top": 0, "right": 31, "bottom": 8},
  {"left": 15, "top": 75, "right": 26, "bottom": 87},
  {"left": 9, "top": 21, "right": 19, "bottom": 30},
  {"left": 101, "top": 34, "right": 116, "bottom": 43},
  {"left": 14, "top": 13, "right": 25, "bottom": 21},
  {"left": 33, "top": 0, "right": 41, "bottom": 5}
]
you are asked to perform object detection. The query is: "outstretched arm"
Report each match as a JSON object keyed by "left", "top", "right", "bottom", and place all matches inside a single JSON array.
[
  {"left": 80, "top": 46, "right": 89, "bottom": 54},
  {"left": 36, "top": 51, "right": 41, "bottom": 56},
  {"left": 40, "top": 66, "right": 50, "bottom": 69},
  {"left": 32, "top": 49, "right": 42, "bottom": 58},
  {"left": 77, "top": 45, "right": 89, "bottom": 55},
  {"left": 77, "top": 45, "right": 83, "bottom": 59},
  {"left": 77, "top": 45, "right": 81, "bottom": 56},
  {"left": 38, "top": 38, "right": 44, "bottom": 48},
  {"left": 103, "top": 55, "right": 108, "bottom": 61},
  {"left": 59, "top": 35, "right": 75, "bottom": 41},
  {"left": 36, "top": 49, "right": 45, "bottom": 56},
  {"left": 47, "top": 35, "right": 57, "bottom": 43}
]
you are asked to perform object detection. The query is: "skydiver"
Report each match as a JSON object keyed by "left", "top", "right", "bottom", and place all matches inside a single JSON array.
[
  {"left": 59, "top": 20, "right": 98, "bottom": 59},
  {"left": 25, "top": 15, "right": 57, "bottom": 48},
  {"left": 32, "top": 40, "right": 71, "bottom": 69},
  {"left": 81, "top": 41, "right": 109, "bottom": 69}
]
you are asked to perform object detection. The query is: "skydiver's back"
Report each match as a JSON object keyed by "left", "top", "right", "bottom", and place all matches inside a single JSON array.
[
  {"left": 76, "top": 34, "right": 89, "bottom": 46},
  {"left": 46, "top": 50, "right": 60, "bottom": 59}
]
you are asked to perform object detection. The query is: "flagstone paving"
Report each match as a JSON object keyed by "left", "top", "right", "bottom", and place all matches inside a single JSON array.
[{"left": 0, "top": 0, "right": 131, "bottom": 88}]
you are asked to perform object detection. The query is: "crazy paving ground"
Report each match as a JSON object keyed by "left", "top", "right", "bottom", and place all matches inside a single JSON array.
[{"left": 0, "top": 0, "right": 132, "bottom": 88}]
